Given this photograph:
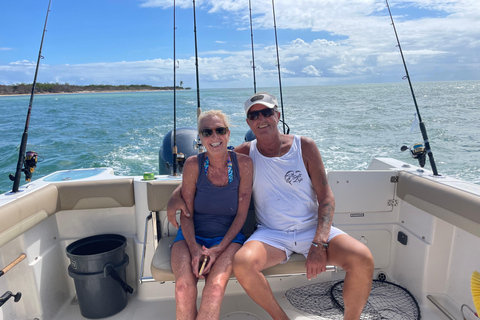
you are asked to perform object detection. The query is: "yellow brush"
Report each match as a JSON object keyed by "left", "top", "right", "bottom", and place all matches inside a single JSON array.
[{"left": 472, "top": 271, "right": 480, "bottom": 314}]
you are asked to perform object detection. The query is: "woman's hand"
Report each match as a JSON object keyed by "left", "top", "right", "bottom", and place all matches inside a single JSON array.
[
  {"left": 198, "top": 245, "right": 222, "bottom": 276},
  {"left": 190, "top": 244, "right": 207, "bottom": 278}
]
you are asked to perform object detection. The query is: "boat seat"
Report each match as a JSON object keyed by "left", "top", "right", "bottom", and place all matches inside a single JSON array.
[{"left": 150, "top": 205, "right": 337, "bottom": 282}]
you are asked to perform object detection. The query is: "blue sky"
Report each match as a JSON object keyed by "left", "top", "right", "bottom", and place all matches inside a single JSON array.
[{"left": 1, "top": 0, "right": 479, "bottom": 89}]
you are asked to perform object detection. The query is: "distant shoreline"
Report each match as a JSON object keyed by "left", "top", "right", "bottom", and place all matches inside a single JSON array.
[
  {"left": 0, "top": 88, "right": 189, "bottom": 97},
  {"left": 0, "top": 83, "right": 191, "bottom": 96}
]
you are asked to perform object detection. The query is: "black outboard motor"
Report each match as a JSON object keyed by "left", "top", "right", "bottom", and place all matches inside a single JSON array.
[{"left": 159, "top": 127, "right": 200, "bottom": 175}]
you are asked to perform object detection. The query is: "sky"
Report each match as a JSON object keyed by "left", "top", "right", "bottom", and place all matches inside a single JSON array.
[{"left": 1, "top": 0, "right": 479, "bottom": 89}]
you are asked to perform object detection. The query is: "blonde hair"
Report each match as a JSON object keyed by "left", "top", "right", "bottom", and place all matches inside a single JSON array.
[{"left": 197, "top": 109, "right": 231, "bottom": 132}]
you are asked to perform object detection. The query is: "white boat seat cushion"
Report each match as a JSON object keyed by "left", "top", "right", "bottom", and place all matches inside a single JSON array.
[{"left": 150, "top": 235, "right": 312, "bottom": 282}]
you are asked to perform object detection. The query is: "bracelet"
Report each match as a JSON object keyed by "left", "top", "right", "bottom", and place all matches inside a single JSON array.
[{"left": 311, "top": 242, "right": 329, "bottom": 249}]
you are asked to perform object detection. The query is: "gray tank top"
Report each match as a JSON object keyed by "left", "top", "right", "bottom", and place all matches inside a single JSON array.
[{"left": 193, "top": 151, "right": 241, "bottom": 238}]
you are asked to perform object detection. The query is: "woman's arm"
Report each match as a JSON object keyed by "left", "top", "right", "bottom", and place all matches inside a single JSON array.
[
  {"left": 168, "top": 141, "right": 251, "bottom": 229},
  {"left": 179, "top": 156, "right": 203, "bottom": 277},
  {"left": 202, "top": 153, "right": 253, "bottom": 272}
]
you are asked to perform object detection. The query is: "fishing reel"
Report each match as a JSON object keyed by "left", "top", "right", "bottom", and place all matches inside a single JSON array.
[
  {"left": 175, "top": 152, "right": 186, "bottom": 170},
  {"left": 9, "top": 151, "right": 43, "bottom": 182},
  {"left": 401, "top": 143, "right": 426, "bottom": 168},
  {"left": 166, "top": 147, "right": 186, "bottom": 174},
  {"left": 193, "top": 137, "right": 206, "bottom": 153}
]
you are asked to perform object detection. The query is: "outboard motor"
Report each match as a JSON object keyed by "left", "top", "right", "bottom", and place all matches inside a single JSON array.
[
  {"left": 244, "top": 129, "right": 256, "bottom": 142},
  {"left": 159, "top": 127, "right": 201, "bottom": 175}
]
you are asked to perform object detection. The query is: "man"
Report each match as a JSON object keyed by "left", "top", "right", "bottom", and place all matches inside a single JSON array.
[{"left": 167, "top": 92, "right": 374, "bottom": 320}]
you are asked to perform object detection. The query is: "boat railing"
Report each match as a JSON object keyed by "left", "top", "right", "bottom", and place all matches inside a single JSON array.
[{"left": 0, "top": 178, "right": 135, "bottom": 248}]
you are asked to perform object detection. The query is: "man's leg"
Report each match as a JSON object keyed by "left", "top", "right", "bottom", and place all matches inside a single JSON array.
[
  {"left": 233, "top": 240, "right": 289, "bottom": 320},
  {"left": 327, "top": 234, "right": 374, "bottom": 320}
]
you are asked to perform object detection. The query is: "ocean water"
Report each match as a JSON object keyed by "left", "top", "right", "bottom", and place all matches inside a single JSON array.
[{"left": 1, "top": 81, "right": 479, "bottom": 194}]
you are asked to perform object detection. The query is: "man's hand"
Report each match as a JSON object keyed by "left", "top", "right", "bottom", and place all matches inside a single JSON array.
[
  {"left": 166, "top": 186, "right": 190, "bottom": 229},
  {"left": 305, "top": 245, "right": 328, "bottom": 280}
]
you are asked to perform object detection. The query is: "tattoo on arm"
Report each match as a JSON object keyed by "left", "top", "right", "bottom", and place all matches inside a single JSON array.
[
  {"left": 321, "top": 203, "right": 333, "bottom": 225},
  {"left": 322, "top": 177, "right": 329, "bottom": 186}
]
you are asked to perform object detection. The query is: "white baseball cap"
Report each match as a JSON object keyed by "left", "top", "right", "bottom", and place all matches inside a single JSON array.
[{"left": 244, "top": 92, "right": 278, "bottom": 114}]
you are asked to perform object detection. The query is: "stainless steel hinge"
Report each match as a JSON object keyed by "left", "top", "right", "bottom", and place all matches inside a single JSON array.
[
  {"left": 388, "top": 199, "right": 398, "bottom": 206},
  {"left": 390, "top": 176, "right": 398, "bottom": 183}
]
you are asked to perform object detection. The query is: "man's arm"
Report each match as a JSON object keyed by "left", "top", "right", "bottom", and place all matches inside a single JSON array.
[
  {"left": 301, "top": 136, "right": 336, "bottom": 279},
  {"left": 166, "top": 184, "right": 189, "bottom": 229},
  {"left": 233, "top": 141, "right": 251, "bottom": 156}
]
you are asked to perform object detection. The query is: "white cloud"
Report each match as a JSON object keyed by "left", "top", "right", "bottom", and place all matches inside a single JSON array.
[
  {"left": 10, "top": 60, "right": 37, "bottom": 66},
  {"left": 302, "top": 65, "right": 322, "bottom": 77},
  {"left": 2, "top": 0, "right": 479, "bottom": 87},
  {"left": 138, "top": 0, "right": 478, "bottom": 85}
]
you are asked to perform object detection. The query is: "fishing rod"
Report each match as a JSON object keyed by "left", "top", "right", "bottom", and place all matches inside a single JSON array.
[
  {"left": 172, "top": 0, "right": 179, "bottom": 176},
  {"left": 248, "top": 0, "right": 257, "bottom": 93},
  {"left": 10, "top": 0, "right": 52, "bottom": 193},
  {"left": 385, "top": 0, "right": 439, "bottom": 176},
  {"left": 192, "top": 0, "right": 207, "bottom": 154},
  {"left": 271, "top": 0, "right": 287, "bottom": 134},
  {"left": 193, "top": 0, "right": 202, "bottom": 119}
]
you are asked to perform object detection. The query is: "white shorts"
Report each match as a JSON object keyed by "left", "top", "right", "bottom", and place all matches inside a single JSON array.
[{"left": 245, "top": 224, "right": 346, "bottom": 263}]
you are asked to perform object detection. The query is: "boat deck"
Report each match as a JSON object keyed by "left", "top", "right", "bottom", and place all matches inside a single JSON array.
[{"left": 51, "top": 275, "right": 454, "bottom": 320}]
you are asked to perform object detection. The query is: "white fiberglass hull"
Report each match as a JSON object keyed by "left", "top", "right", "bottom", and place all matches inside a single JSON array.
[{"left": 1, "top": 158, "right": 479, "bottom": 320}]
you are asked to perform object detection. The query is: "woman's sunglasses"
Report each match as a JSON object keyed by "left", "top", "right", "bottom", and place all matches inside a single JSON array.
[
  {"left": 200, "top": 127, "right": 229, "bottom": 137},
  {"left": 247, "top": 108, "right": 276, "bottom": 120}
]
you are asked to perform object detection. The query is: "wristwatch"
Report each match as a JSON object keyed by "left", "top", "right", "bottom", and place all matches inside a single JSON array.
[{"left": 311, "top": 242, "right": 329, "bottom": 249}]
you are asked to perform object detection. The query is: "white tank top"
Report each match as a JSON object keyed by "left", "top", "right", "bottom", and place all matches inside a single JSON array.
[{"left": 250, "top": 135, "right": 318, "bottom": 231}]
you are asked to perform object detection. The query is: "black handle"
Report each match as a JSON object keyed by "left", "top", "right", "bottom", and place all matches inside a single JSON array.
[{"left": 104, "top": 264, "right": 133, "bottom": 294}]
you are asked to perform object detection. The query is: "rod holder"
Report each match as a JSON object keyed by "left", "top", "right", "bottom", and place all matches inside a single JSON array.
[{"left": 0, "top": 291, "right": 22, "bottom": 307}]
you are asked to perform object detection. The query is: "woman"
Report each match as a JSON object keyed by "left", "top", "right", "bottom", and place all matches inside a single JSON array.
[{"left": 170, "top": 110, "right": 253, "bottom": 320}]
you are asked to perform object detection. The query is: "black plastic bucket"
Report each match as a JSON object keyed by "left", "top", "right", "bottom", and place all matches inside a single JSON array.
[{"left": 66, "top": 234, "right": 133, "bottom": 319}]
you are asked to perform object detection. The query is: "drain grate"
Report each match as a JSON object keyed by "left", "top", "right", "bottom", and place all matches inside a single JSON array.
[{"left": 220, "top": 311, "right": 262, "bottom": 320}]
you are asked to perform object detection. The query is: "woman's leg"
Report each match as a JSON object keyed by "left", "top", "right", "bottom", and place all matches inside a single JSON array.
[
  {"left": 196, "top": 243, "right": 242, "bottom": 320},
  {"left": 171, "top": 240, "right": 199, "bottom": 320}
]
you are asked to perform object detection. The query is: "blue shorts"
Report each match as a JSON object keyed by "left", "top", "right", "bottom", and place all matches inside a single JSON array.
[{"left": 173, "top": 227, "right": 246, "bottom": 248}]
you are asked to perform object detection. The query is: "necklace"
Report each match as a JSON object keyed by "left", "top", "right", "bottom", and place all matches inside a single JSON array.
[{"left": 204, "top": 152, "right": 233, "bottom": 184}]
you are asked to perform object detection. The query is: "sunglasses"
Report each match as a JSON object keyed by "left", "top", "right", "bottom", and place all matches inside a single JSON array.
[
  {"left": 247, "top": 108, "right": 276, "bottom": 120},
  {"left": 199, "top": 127, "right": 229, "bottom": 137}
]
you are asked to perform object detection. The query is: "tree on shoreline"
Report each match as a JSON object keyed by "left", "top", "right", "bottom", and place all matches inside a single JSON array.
[{"left": 0, "top": 83, "right": 190, "bottom": 95}]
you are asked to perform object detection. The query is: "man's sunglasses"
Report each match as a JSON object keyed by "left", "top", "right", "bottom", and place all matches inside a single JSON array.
[
  {"left": 247, "top": 108, "right": 276, "bottom": 120},
  {"left": 199, "top": 127, "right": 229, "bottom": 137}
]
